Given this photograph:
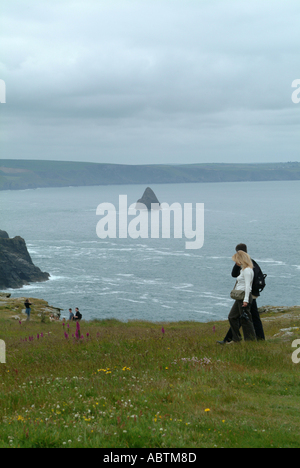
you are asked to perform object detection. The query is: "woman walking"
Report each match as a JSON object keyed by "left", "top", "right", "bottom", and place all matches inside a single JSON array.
[{"left": 228, "top": 251, "right": 256, "bottom": 342}]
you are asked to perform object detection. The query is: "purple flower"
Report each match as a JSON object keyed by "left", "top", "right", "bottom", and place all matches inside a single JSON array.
[
  {"left": 64, "top": 332, "right": 69, "bottom": 339},
  {"left": 37, "top": 334, "right": 40, "bottom": 340},
  {"left": 161, "top": 327, "right": 165, "bottom": 335},
  {"left": 41, "top": 333, "right": 44, "bottom": 338},
  {"left": 86, "top": 333, "right": 90, "bottom": 338},
  {"left": 212, "top": 326, "right": 216, "bottom": 333}
]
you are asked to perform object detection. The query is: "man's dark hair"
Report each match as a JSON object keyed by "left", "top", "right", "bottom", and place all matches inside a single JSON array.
[{"left": 235, "top": 243, "right": 247, "bottom": 253}]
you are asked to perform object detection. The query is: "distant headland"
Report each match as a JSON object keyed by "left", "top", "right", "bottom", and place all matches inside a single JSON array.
[{"left": 0, "top": 160, "right": 299, "bottom": 191}]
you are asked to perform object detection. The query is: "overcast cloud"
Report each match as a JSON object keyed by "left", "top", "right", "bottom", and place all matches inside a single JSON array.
[{"left": 0, "top": 0, "right": 299, "bottom": 165}]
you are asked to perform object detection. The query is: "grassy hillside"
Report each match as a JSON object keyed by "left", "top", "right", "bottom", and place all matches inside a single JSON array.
[
  {"left": 0, "top": 160, "right": 299, "bottom": 190},
  {"left": 0, "top": 295, "right": 300, "bottom": 448}
]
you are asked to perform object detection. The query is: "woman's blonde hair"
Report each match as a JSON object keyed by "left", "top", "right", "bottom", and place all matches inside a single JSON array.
[{"left": 232, "top": 250, "right": 253, "bottom": 270}]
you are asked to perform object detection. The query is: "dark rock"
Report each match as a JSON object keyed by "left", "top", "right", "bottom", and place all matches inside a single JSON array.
[
  {"left": 0, "top": 230, "right": 9, "bottom": 239},
  {"left": 136, "top": 187, "right": 160, "bottom": 210},
  {"left": 0, "top": 233, "right": 50, "bottom": 289}
]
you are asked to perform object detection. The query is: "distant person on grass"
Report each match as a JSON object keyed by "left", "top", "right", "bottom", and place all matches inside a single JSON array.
[
  {"left": 68, "top": 308, "right": 74, "bottom": 321},
  {"left": 73, "top": 308, "right": 82, "bottom": 321},
  {"left": 24, "top": 299, "right": 32, "bottom": 321}
]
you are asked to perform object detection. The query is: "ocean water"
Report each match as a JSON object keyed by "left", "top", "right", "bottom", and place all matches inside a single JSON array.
[{"left": 1, "top": 180, "right": 299, "bottom": 322}]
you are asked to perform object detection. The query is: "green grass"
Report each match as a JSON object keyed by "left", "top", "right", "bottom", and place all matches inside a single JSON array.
[{"left": 1, "top": 303, "right": 300, "bottom": 448}]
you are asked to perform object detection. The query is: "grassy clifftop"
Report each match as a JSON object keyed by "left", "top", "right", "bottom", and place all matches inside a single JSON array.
[
  {"left": 0, "top": 295, "right": 300, "bottom": 448},
  {"left": 0, "top": 160, "right": 300, "bottom": 190}
]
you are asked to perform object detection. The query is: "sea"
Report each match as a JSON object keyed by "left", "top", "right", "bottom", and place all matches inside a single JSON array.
[{"left": 1, "top": 180, "right": 299, "bottom": 323}]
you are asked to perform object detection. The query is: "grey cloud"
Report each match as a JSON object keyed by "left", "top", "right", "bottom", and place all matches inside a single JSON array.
[{"left": 0, "top": 0, "right": 299, "bottom": 164}]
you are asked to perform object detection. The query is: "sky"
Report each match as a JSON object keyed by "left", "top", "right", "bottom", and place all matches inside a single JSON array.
[{"left": 0, "top": 0, "right": 299, "bottom": 165}]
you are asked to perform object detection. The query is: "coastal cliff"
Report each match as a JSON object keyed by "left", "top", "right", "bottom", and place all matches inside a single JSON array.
[{"left": 0, "top": 231, "right": 50, "bottom": 289}]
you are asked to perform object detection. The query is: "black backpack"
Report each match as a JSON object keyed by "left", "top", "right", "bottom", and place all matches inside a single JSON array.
[{"left": 252, "top": 260, "right": 267, "bottom": 297}]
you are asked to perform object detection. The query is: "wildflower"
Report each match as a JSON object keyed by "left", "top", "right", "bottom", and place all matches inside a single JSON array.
[
  {"left": 37, "top": 334, "right": 40, "bottom": 340},
  {"left": 205, "top": 409, "right": 210, "bottom": 413},
  {"left": 161, "top": 327, "right": 165, "bottom": 335}
]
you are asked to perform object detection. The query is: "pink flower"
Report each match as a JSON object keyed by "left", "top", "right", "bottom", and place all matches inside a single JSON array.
[{"left": 161, "top": 327, "right": 165, "bottom": 335}]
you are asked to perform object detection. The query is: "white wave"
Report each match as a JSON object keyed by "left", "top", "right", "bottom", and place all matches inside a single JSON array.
[
  {"left": 256, "top": 258, "right": 286, "bottom": 266},
  {"left": 98, "top": 291, "right": 121, "bottom": 296},
  {"left": 49, "top": 275, "right": 66, "bottom": 281},
  {"left": 192, "top": 310, "right": 214, "bottom": 315},
  {"left": 119, "top": 298, "right": 146, "bottom": 304}
]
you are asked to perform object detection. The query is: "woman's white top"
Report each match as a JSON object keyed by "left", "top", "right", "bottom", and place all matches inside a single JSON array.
[{"left": 235, "top": 267, "right": 254, "bottom": 303}]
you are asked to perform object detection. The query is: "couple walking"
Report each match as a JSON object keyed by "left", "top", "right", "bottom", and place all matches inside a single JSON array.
[{"left": 219, "top": 243, "right": 266, "bottom": 344}]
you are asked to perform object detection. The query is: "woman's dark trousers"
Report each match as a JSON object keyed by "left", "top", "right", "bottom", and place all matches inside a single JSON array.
[{"left": 228, "top": 300, "right": 256, "bottom": 342}]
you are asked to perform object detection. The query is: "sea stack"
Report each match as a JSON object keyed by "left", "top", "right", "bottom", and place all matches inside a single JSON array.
[
  {"left": 136, "top": 187, "right": 161, "bottom": 211},
  {"left": 0, "top": 231, "right": 50, "bottom": 289}
]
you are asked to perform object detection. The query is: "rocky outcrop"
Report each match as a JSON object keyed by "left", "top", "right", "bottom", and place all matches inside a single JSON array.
[
  {"left": 0, "top": 230, "right": 9, "bottom": 239},
  {"left": 136, "top": 187, "right": 160, "bottom": 210},
  {"left": 0, "top": 231, "right": 50, "bottom": 289}
]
